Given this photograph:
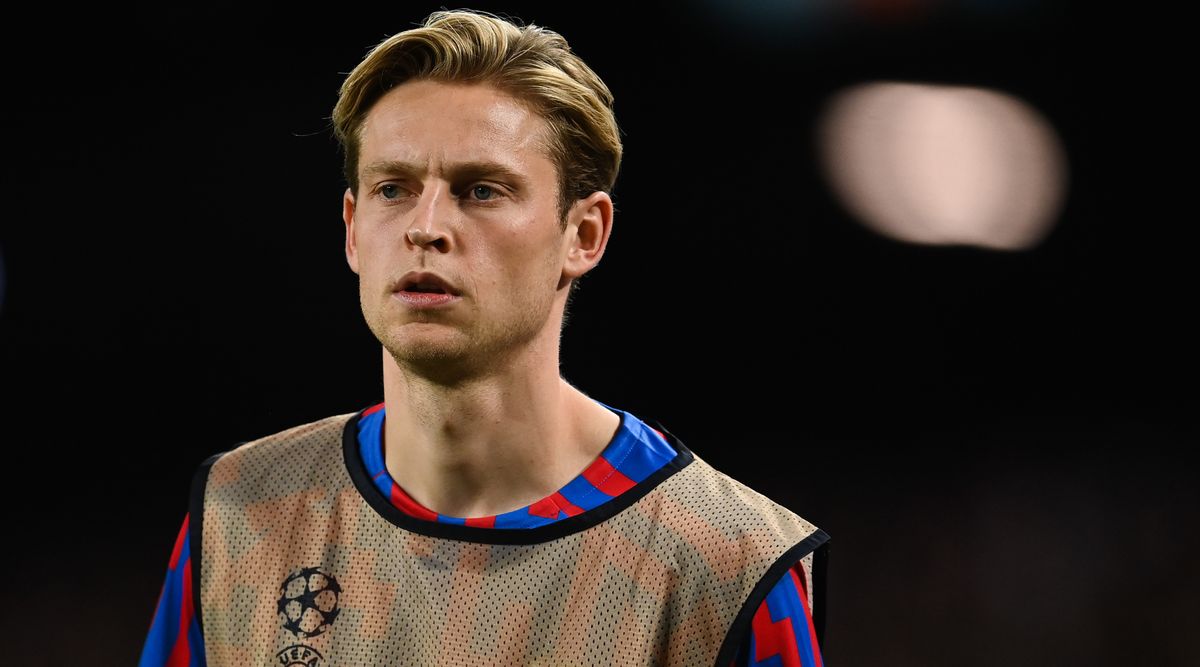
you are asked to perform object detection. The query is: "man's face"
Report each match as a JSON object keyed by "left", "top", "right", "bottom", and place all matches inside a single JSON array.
[{"left": 343, "top": 80, "right": 585, "bottom": 378}]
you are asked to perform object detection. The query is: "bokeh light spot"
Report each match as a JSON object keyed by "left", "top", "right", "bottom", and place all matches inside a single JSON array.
[{"left": 816, "top": 81, "right": 1069, "bottom": 250}]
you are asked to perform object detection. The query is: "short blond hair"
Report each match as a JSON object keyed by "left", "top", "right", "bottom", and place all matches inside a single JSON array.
[{"left": 332, "top": 9, "right": 623, "bottom": 222}]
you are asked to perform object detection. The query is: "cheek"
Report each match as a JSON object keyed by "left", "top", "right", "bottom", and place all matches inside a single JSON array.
[
  {"left": 355, "top": 226, "right": 398, "bottom": 271},
  {"left": 500, "top": 235, "right": 562, "bottom": 288},
  {"left": 470, "top": 248, "right": 547, "bottom": 314}
]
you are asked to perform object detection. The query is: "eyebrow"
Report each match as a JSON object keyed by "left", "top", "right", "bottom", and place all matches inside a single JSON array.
[{"left": 360, "top": 159, "right": 528, "bottom": 187}]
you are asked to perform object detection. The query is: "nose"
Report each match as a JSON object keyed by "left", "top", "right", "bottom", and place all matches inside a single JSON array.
[
  {"left": 405, "top": 186, "right": 452, "bottom": 252},
  {"left": 406, "top": 227, "right": 444, "bottom": 249}
]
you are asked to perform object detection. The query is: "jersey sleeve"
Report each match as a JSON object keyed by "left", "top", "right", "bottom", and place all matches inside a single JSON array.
[
  {"left": 139, "top": 513, "right": 206, "bottom": 667},
  {"left": 730, "top": 561, "right": 824, "bottom": 667}
]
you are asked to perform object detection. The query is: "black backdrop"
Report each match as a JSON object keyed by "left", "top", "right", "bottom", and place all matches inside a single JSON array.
[{"left": 2, "top": 2, "right": 1195, "bottom": 665}]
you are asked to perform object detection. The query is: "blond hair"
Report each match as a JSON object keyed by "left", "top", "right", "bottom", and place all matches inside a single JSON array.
[{"left": 332, "top": 9, "right": 622, "bottom": 222}]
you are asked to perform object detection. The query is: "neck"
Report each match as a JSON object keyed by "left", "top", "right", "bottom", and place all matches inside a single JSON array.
[{"left": 379, "top": 345, "right": 619, "bottom": 519}]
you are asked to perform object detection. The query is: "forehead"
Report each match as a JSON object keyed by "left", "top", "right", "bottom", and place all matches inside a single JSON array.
[{"left": 357, "top": 79, "right": 553, "bottom": 172}]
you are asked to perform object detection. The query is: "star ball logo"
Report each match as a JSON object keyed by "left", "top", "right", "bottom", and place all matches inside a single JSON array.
[{"left": 278, "top": 567, "right": 342, "bottom": 639}]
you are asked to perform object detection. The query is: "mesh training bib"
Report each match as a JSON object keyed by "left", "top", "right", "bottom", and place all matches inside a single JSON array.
[{"left": 191, "top": 410, "right": 828, "bottom": 666}]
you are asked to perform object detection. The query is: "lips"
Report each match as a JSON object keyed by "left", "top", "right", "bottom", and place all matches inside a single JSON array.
[{"left": 394, "top": 272, "right": 460, "bottom": 297}]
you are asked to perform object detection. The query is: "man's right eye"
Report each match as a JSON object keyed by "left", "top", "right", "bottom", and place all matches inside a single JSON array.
[{"left": 380, "top": 184, "right": 402, "bottom": 200}]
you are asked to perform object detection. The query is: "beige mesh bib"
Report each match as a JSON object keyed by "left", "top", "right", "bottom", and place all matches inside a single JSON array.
[{"left": 192, "top": 411, "right": 828, "bottom": 666}]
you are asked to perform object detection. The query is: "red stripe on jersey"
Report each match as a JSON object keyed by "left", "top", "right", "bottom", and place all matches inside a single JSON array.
[
  {"left": 165, "top": 558, "right": 195, "bottom": 667},
  {"left": 464, "top": 515, "right": 496, "bottom": 528},
  {"left": 363, "top": 402, "right": 386, "bottom": 416},
  {"left": 551, "top": 491, "right": 584, "bottom": 517},
  {"left": 389, "top": 483, "right": 440, "bottom": 521},
  {"left": 789, "top": 567, "right": 823, "bottom": 667},
  {"left": 581, "top": 456, "right": 637, "bottom": 496},
  {"left": 752, "top": 598, "right": 801, "bottom": 666},
  {"left": 528, "top": 496, "right": 561, "bottom": 519},
  {"left": 168, "top": 514, "right": 189, "bottom": 570}
]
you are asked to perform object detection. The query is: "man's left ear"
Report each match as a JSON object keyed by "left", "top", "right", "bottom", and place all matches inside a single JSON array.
[{"left": 561, "top": 191, "right": 614, "bottom": 284}]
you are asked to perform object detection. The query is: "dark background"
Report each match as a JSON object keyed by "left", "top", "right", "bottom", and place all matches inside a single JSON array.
[{"left": 2, "top": 2, "right": 1195, "bottom": 665}]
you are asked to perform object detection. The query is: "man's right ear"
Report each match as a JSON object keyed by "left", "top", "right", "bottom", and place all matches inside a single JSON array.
[{"left": 343, "top": 188, "right": 359, "bottom": 274}]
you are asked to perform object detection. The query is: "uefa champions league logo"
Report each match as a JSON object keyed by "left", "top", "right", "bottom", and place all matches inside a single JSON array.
[
  {"left": 275, "top": 566, "right": 341, "bottom": 666},
  {"left": 277, "top": 566, "right": 342, "bottom": 639}
]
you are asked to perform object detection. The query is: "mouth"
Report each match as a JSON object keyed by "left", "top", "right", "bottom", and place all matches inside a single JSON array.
[
  {"left": 405, "top": 283, "right": 447, "bottom": 294},
  {"left": 394, "top": 273, "right": 460, "bottom": 297},
  {"left": 392, "top": 272, "right": 461, "bottom": 309}
]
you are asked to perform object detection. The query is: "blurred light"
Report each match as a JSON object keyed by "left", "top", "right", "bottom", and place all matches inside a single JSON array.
[
  {"left": 816, "top": 82, "right": 1068, "bottom": 250},
  {"left": 696, "top": 0, "right": 847, "bottom": 41}
]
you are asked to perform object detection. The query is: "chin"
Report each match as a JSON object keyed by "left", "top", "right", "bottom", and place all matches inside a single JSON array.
[
  {"left": 382, "top": 329, "right": 473, "bottom": 372},
  {"left": 386, "top": 330, "right": 465, "bottom": 362}
]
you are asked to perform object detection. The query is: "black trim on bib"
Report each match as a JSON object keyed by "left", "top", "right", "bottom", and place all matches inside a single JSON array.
[
  {"left": 713, "top": 528, "right": 832, "bottom": 667},
  {"left": 188, "top": 450, "right": 226, "bottom": 637},
  {"left": 812, "top": 538, "right": 829, "bottom": 647},
  {"left": 341, "top": 407, "right": 695, "bottom": 545}
]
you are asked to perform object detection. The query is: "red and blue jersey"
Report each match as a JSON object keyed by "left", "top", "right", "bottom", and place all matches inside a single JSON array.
[
  {"left": 140, "top": 514, "right": 204, "bottom": 667},
  {"left": 140, "top": 404, "right": 822, "bottom": 666}
]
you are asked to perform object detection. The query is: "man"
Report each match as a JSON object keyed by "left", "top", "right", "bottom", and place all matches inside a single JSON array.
[{"left": 140, "top": 9, "right": 829, "bottom": 666}]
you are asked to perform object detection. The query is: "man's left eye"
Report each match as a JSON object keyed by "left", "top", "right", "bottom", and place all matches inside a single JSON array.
[{"left": 471, "top": 185, "right": 496, "bottom": 200}]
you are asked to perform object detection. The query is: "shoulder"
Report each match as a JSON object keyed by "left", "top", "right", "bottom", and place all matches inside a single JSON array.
[
  {"left": 200, "top": 410, "right": 359, "bottom": 484},
  {"left": 630, "top": 418, "right": 824, "bottom": 548},
  {"left": 669, "top": 453, "right": 823, "bottom": 543},
  {"left": 220, "top": 411, "right": 355, "bottom": 459},
  {"left": 628, "top": 423, "right": 827, "bottom": 574}
]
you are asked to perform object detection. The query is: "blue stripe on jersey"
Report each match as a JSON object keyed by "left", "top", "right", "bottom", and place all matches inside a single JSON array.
[
  {"left": 492, "top": 506, "right": 550, "bottom": 529},
  {"left": 138, "top": 571, "right": 180, "bottom": 662},
  {"left": 187, "top": 619, "right": 206, "bottom": 667},
  {"left": 763, "top": 568, "right": 820, "bottom": 667},
  {"left": 557, "top": 472, "right": 615, "bottom": 508},
  {"left": 357, "top": 407, "right": 391, "bottom": 499},
  {"left": 140, "top": 529, "right": 204, "bottom": 667},
  {"left": 139, "top": 546, "right": 185, "bottom": 666},
  {"left": 601, "top": 405, "right": 677, "bottom": 482}
]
